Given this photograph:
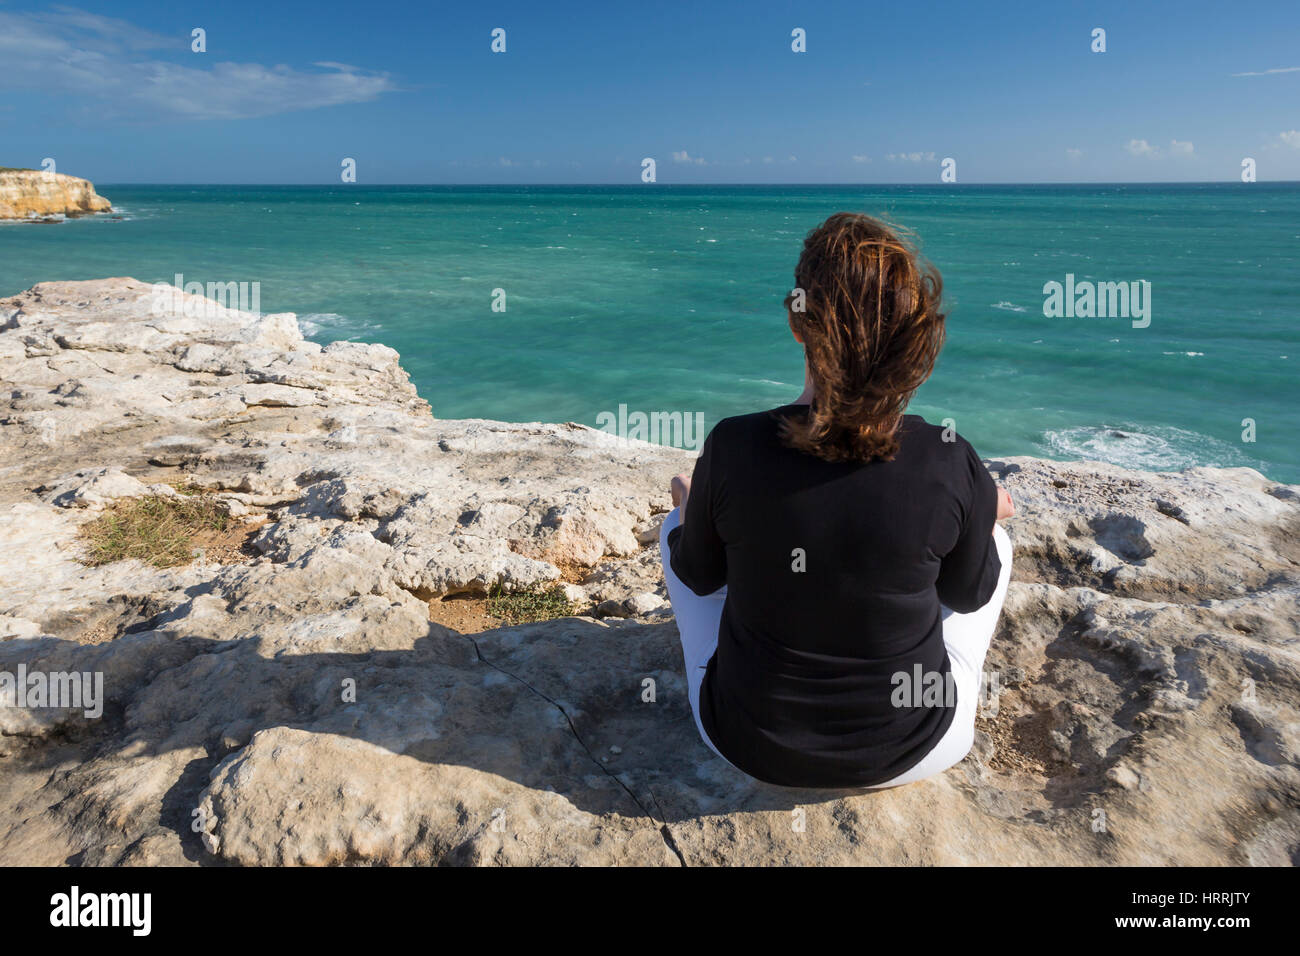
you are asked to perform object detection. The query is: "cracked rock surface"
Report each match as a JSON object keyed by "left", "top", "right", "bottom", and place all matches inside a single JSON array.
[{"left": 1, "top": 278, "right": 1297, "bottom": 866}]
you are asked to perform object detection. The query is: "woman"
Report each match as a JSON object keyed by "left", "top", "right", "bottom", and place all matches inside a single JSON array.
[{"left": 660, "top": 212, "right": 1014, "bottom": 790}]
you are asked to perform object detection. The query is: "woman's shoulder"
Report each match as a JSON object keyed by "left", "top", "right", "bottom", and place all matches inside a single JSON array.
[
  {"left": 709, "top": 403, "right": 805, "bottom": 439},
  {"left": 691, "top": 405, "right": 804, "bottom": 464},
  {"left": 704, "top": 408, "right": 986, "bottom": 473},
  {"left": 899, "top": 414, "right": 984, "bottom": 462}
]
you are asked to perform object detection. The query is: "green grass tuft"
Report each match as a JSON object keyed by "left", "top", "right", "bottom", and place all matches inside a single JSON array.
[{"left": 485, "top": 583, "right": 574, "bottom": 626}]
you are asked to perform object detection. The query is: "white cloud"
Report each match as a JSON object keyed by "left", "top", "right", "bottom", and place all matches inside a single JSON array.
[
  {"left": 0, "top": 7, "right": 396, "bottom": 120},
  {"left": 851, "top": 155, "right": 870, "bottom": 163},
  {"left": 885, "top": 151, "right": 936, "bottom": 162},
  {"left": 762, "top": 156, "right": 775, "bottom": 164},
  {"left": 1231, "top": 66, "right": 1300, "bottom": 76},
  {"left": 671, "top": 150, "right": 707, "bottom": 165},
  {"left": 1065, "top": 148, "right": 1083, "bottom": 159},
  {"left": 498, "top": 158, "right": 514, "bottom": 167},
  {"left": 1280, "top": 130, "right": 1300, "bottom": 149},
  {"left": 1124, "top": 139, "right": 1192, "bottom": 158}
]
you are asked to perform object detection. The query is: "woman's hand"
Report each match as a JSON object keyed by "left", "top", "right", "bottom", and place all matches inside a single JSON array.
[
  {"left": 671, "top": 472, "right": 692, "bottom": 509},
  {"left": 995, "top": 486, "right": 1015, "bottom": 522}
]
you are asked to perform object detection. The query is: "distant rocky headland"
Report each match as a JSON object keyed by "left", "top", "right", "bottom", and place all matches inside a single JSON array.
[
  {"left": 0, "top": 169, "right": 112, "bottom": 221},
  {"left": 0, "top": 278, "right": 1296, "bottom": 865}
]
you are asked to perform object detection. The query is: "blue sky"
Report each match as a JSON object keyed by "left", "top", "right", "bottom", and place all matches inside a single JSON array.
[{"left": 2, "top": 0, "right": 1298, "bottom": 183}]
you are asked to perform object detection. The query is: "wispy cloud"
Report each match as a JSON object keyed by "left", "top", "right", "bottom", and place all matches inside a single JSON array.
[
  {"left": 885, "top": 151, "right": 936, "bottom": 162},
  {"left": 1281, "top": 130, "right": 1300, "bottom": 149},
  {"left": 1126, "top": 139, "right": 1194, "bottom": 158},
  {"left": 1231, "top": 66, "right": 1300, "bottom": 77},
  {"left": 671, "top": 150, "right": 707, "bottom": 165},
  {"left": 0, "top": 6, "right": 397, "bottom": 121},
  {"left": 851, "top": 154, "right": 870, "bottom": 163}
]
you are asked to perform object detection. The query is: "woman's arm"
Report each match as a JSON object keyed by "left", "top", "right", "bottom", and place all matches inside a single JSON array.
[
  {"left": 671, "top": 472, "right": 691, "bottom": 512},
  {"left": 936, "top": 443, "right": 1004, "bottom": 612},
  {"left": 665, "top": 433, "right": 727, "bottom": 595}
]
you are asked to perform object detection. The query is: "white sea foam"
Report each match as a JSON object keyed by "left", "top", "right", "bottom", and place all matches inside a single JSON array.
[
  {"left": 99, "top": 204, "right": 137, "bottom": 221},
  {"left": 991, "top": 301, "right": 1028, "bottom": 313},
  {"left": 1043, "top": 424, "right": 1248, "bottom": 472},
  {"left": 0, "top": 213, "right": 64, "bottom": 225},
  {"left": 1162, "top": 351, "right": 1205, "bottom": 357},
  {"left": 297, "top": 312, "right": 378, "bottom": 341}
]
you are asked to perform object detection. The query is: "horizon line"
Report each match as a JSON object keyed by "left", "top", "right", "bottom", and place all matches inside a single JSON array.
[{"left": 91, "top": 179, "right": 1300, "bottom": 187}]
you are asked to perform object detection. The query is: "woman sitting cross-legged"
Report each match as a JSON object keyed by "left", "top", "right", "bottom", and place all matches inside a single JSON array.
[{"left": 660, "top": 212, "right": 1014, "bottom": 789}]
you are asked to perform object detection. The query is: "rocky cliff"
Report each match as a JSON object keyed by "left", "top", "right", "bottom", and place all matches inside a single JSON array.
[
  {"left": 0, "top": 278, "right": 1297, "bottom": 865},
  {"left": 0, "top": 169, "right": 112, "bottom": 220}
]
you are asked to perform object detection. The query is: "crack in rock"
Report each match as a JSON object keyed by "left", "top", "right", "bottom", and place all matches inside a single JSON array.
[{"left": 466, "top": 634, "right": 687, "bottom": 866}]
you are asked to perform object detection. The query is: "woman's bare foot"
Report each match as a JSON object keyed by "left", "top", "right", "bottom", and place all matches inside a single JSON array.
[{"left": 996, "top": 487, "right": 1015, "bottom": 522}]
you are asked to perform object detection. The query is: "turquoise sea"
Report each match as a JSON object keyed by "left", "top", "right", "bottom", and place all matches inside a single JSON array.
[{"left": 2, "top": 184, "right": 1297, "bottom": 482}]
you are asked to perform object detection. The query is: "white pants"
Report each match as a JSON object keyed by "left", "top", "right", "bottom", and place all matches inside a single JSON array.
[{"left": 659, "top": 508, "right": 1013, "bottom": 788}]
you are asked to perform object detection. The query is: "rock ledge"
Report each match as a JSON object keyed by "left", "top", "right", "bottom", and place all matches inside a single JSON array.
[{"left": 1, "top": 278, "right": 1297, "bottom": 866}]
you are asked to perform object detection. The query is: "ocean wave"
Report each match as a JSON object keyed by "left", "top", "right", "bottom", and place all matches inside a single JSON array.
[
  {"left": 1043, "top": 424, "right": 1249, "bottom": 472},
  {"left": 0, "top": 208, "right": 138, "bottom": 225},
  {"left": 0, "top": 212, "right": 66, "bottom": 225},
  {"left": 1162, "top": 351, "right": 1205, "bottom": 357},
  {"left": 298, "top": 313, "right": 342, "bottom": 337},
  {"left": 298, "top": 312, "right": 380, "bottom": 341},
  {"left": 991, "top": 301, "right": 1029, "bottom": 313}
]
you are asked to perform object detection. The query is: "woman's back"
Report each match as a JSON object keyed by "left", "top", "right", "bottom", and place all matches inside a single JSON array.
[
  {"left": 667, "top": 404, "right": 1002, "bottom": 788},
  {"left": 662, "top": 210, "right": 1012, "bottom": 789}
]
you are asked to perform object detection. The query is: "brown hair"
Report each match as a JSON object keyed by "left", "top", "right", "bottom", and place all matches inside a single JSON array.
[{"left": 780, "top": 212, "right": 947, "bottom": 463}]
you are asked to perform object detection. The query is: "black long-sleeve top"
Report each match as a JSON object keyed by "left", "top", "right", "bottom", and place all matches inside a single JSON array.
[{"left": 666, "top": 405, "right": 1002, "bottom": 788}]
